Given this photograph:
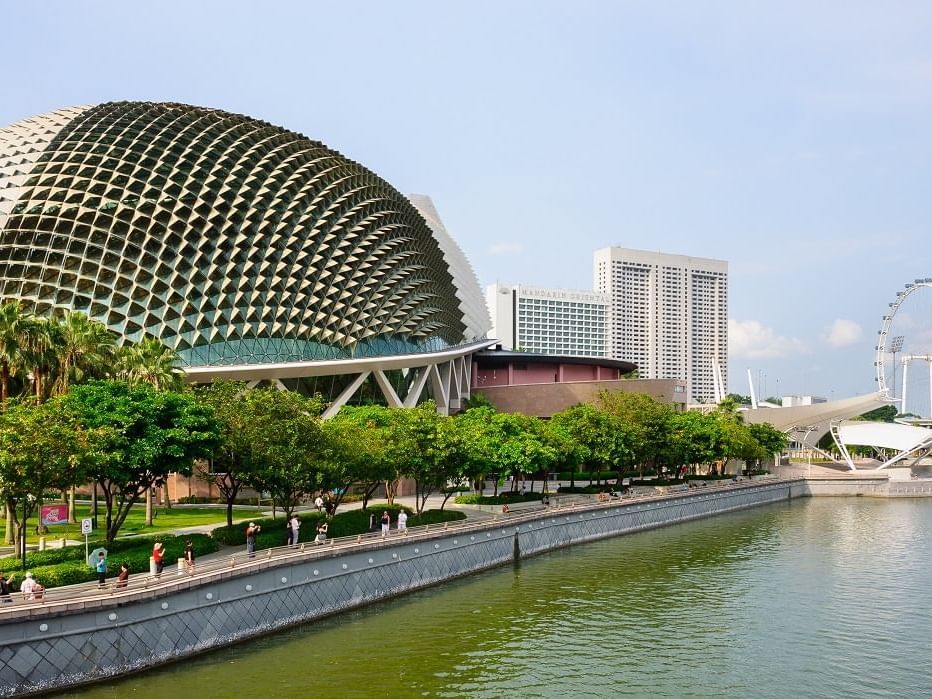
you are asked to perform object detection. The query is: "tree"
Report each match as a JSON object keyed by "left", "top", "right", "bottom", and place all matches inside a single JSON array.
[
  {"left": 599, "top": 391, "right": 673, "bottom": 477},
  {"left": 454, "top": 406, "right": 501, "bottom": 494},
  {"left": 243, "top": 389, "right": 328, "bottom": 520},
  {"left": 194, "top": 381, "right": 259, "bottom": 526},
  {"left": 550, "top": 404, "right": 632, "bottom": 485},
  {"left": 489, "top": 412, "right": 554, "bottom": 490},
  {"left": 387, "top": 403, "right": 453, "bottom": 515},
  {"left": 746, "top": 423, "right": 789, "bottom": 469},
  {"left": 117, "top": 336, "right": 183, "bottom": 391},
  {"left": 325, "top": 405, "right": 394, "bottom": 509},
  {"left": 0, "top": 301, "right": 28, "bottom": 404},
  {"left": 52, "top": 311, "right": 116, "bottom": 395},
  {"left": 0, "top": 398, "right": 93, "bottom": 565},
  {"left": 19, "top": 315, "right": 61, "bottom": 400},
  {"left": 856, "top": 405, "right": 898, "bottom": 423},
  {"left": 65, "top": 380, "right": 221, "bottom": 542}
]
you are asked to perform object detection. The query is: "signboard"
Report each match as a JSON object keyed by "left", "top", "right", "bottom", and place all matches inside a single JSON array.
[
  {"left": 40, "top": 504, "right": 69, "bottom": 527},
  {"left": 81, "top": 518, "right": 93, "bottom": 535}
]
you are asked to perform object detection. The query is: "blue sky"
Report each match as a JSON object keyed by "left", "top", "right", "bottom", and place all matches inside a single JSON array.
[{"left": 4, "top": 1, "right": 932, "bottom": 401}]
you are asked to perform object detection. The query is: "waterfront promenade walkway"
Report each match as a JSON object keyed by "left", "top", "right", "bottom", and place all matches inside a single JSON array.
[{"left": 0, "top": 478, "right": 786, "bottom": 619}]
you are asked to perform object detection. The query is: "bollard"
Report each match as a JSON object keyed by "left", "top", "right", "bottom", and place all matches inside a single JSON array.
[
  {"left": 425, "top": 524, "right": 429, "bottom": 532},
  {"left": 300, "top": 543, "right": 306, "bottom": 552},
  {"left": 444, "top": 522, "right": 448, "bottom": 529},
  {"left": 266, "top": 548, "right": 272, "bottom": 559},
  {"left": 38, "top": 537, "right": 46, "bottom": 551},
  {"left": 60, "top": 537, "right": 66, "bottom": 549},
  {"left": 356, "top": 534, "right": 362, "bottom": 543},
  {"left": 229, "top": 556, "right": 236, "bottom": 568},
  {"left": 177, "top": 558, "right": 185, "bottom": 576},
  {"left": 329, "top": 538, "right": 334, "bottom": 547}
]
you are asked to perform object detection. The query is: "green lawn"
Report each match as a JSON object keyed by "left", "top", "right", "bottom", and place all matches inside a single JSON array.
[{"left": 7, "top": 503, "right": 255, "bottom": 545}]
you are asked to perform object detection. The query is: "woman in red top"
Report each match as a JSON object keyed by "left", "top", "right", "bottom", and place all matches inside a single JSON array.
[{"left": 152, "top": 542, "right": 165, "bottom": 578}]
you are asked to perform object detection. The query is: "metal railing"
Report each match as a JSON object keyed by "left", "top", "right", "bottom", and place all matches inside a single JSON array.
[{"left": 0, "top": 477, "right": 797, "bottom": 616}]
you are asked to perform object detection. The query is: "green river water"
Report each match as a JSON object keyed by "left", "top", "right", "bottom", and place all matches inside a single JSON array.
[{"left": 59, "top": 498, "right": 932, "bottom": 698}]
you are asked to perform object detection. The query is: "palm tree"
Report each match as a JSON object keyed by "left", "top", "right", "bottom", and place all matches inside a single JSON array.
[
  {"left": 0, "top": 301, "right": 27, "bottom": 403},
  {"left": 53, "top": 311, "right": 117, "bottom": 395},
  {"left": 18, "top": 315, "right": 61, "bottom": 401},
  {"left": 118, "top": 336, "right": 183, "bottom": 391}
]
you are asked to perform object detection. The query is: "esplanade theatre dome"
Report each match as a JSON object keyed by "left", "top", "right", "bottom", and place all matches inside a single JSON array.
[{"left": 0, "top": 101, "right": 490, "bottom": 370}]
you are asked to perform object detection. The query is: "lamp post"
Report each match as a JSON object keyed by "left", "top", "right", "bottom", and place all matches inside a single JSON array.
[{"left": 891, "top": 335, "right": 904, "bottom": 402}]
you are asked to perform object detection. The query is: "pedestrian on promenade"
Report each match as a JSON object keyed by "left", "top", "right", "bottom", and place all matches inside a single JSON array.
[
  {"left": 20, "top": 572, "right": 39, "bottom": 600},
  {"left": 0, "top": 573, "right": 15, "bottom": 603},
  {"left": 397, "top": 510, "right": 408, "bottom": 532},
  {"left": 314, "top": 495, "right": 324, "bottom": 512},
  {"left": 286, "top": 518, "right": 295, "bottom": 546},
  {"left": 246, "top": 522, "right": 260, "bottom": 558},
  {"left": 184, "top": 541, "right": 195, "bottom": 573},
  {"left": 381, "top": 510, "right": 390, "bottom": 537},
  {"left": 315, "top": 521, "right": 328, "bottom": 543},
  {"left": 152, "top": 542, "right": 165, "bottom": 578},
  {"left": 290, "top": 515, "right": 300, "bottom": 545},
  {"left": 116, "top": 563, "right": 130, "bottom": 588},
  {"left": 96, "top": 552, "right": 107, "bottom": 588}
]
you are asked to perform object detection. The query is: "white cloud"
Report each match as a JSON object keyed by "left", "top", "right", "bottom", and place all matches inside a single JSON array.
[
  {"left": 823, "top": 318, "right": 863, "bottom": 348},
  {"left": 729, "top": 319, "right": 807, "bottom": 359},
  {"left": 488, "top": 242, "right": 524, "bottom": 256}
]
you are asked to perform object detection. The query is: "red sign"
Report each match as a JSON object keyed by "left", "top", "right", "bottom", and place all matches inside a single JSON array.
[{"left": 40, "top": 504, "right": 68, "bottom": 526}]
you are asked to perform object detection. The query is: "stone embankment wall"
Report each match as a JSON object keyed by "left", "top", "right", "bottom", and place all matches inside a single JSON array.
[{"left": 0, "top": 480, "right": 798, "bottom": 696}]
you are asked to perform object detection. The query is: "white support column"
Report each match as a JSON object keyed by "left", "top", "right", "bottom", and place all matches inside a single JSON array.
[
  {"left": 246, "top": 380, "right": 260, "bottom": 389},
  {"left": 403, "top": 366, "right": 432, "bottom": 408},
  {"left": 321, "top": 371, "right": 371, "bottom": 419},
  {"left": 372, "top": 370, "right": 403, "bottom": 408},
  {"left": 901, "top": 361, "right": 909, "bottom": 414},
  {"left": 429, "top": 364, "right": 449, "bottom": 415},
  {"left": 273, "top": 379, "right": 288, "bottom": 392}
]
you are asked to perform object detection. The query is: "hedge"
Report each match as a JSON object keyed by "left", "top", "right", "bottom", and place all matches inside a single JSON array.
[{"left": 454, "top": 493, "right": 543, "bottom": 505}]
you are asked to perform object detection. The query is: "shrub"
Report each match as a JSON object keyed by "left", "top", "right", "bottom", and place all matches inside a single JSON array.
[
  {"left": 210, "top": 512, "right": 326, "bottom": 548},
  {"left": 408, "top": 510, "right": 466, "bottom": 527},
  {"left": 454, "top": 493, "right": 543, "bottom": 505}
]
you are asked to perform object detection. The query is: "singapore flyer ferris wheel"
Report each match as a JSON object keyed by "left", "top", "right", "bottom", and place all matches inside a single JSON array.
[{"left": 876, "top": 278, "right": 932, "bottom": 418}]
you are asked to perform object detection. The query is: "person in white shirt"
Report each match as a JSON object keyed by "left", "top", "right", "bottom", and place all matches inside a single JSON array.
[
  {"left": 397, "top": 510, "right": 408, "bottom": 532},
  {"left": 290, "top": 515, "right": 301, "bottom": 545},
  {"left": 20, "top": 572, "right": 39, "bottom": 600},
  {"left": 314, "top": 496, "right": 324, "bottom": 512}
]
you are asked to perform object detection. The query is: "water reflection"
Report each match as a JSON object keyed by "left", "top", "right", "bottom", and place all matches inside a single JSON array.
[{"left": 60, "top": 499, "right": 932, "bottom": 698}]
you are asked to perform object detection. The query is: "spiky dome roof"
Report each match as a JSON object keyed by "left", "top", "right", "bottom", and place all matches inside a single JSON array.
[{"left": 0, "top": 101, "right": 486, "bottom": 366}]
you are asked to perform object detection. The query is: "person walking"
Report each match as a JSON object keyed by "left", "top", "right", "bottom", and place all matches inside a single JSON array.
[
  {"left": 246, "top": 522, "right": 260, "bottom": 558},
  {"left": 286, "top": 518, "right": 295, "bottom": 546},
  {"left": 152, "top": 542, "right": 165, "bottom": 578},
  {"left": 381, "top": 510, "right": 391, "bottom": 538},
  {"left": 290, "top": 515, "right": 301, "bottom": 546},
  {"left": 184, "top": 541, "right": 195, "bottom": 574},
  {"left": 314, "top": 495, "right": 324, "bottom": 512},
  {"left": 397, "top": 510, "right": 408, "bottom": 532},
  {"left": 95, "top": 552, "right": 107, "bottom": 588}
]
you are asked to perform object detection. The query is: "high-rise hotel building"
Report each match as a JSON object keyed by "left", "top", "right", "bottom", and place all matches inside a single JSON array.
[
  {"left": 486, "top": 284, "right": 610, "bottom": 357},
  {"left": 593, "top": 247, "right": 727, "bottom": 403}
]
